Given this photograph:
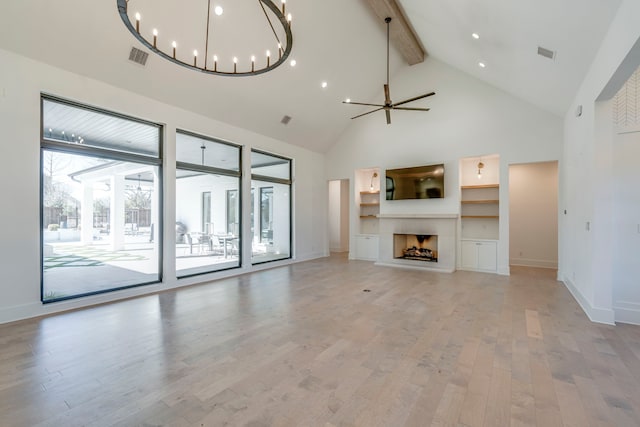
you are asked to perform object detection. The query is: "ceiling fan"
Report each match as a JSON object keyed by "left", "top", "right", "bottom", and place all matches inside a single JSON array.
[{"left": 343, "top": 17, "right": 435, "bottom": 124}]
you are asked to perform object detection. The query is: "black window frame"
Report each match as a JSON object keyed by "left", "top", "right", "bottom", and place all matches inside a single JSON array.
[{"left": 40, "top": 94, "right": 164, "bottom": 303}]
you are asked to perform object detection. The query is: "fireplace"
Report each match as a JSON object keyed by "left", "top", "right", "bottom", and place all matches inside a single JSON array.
[
  {"left": 393, "top": 234, "right": 438, "bottom": 262},
  {"left": 377, "top": 214, "right": 457, "bottom": 273}
]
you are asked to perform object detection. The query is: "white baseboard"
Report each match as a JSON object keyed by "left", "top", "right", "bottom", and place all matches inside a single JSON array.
[
  {"left": 510, "top": 257, "right": 558, "bottom": 269},
  {"left": 562, "top": 277, "right": 615, "bottom": 325},
  {"left": 614, "top": 301, "right": 640, "bottom": 325}
]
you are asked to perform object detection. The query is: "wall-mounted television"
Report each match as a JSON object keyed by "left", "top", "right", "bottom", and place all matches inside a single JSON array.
[{"left": 385, "top": 164, "right": 445, "bottom": 200}]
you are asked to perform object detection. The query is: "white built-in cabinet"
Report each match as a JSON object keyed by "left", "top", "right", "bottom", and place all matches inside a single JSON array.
[
  {"left": 352, "top": 168, "right": 380, "bottom": 261},
  {"left": 461, "top": 239, "right": 497, "bottom": 271},
  {"left": 459, "top": 156, "right": 500, "bottom": 273},
  {"left": 354, "top": 234, "right": 379, "bottom": 261}
]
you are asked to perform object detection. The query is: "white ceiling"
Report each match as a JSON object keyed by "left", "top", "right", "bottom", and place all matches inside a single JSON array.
[{"left": 0, "top": 0, "right": 623, "bottom": 153}]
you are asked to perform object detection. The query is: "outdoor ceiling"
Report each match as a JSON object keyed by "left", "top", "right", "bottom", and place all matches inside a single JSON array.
[{"left": 0, "top": 0, "right": 623, "bottom": 153}]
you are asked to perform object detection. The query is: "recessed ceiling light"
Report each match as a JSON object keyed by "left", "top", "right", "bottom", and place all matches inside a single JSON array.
[
  {"left": 321, "top": 81, "right": 328, "bottom": 89},
  {"left": 290, "top": 59, "right": 297, "bottom": 67},
  {"left": 478, "top": 62, "right": 486, "bottom": 68},
  {"left": 472, "top": 33, "right": 480, "bottom": 39}
]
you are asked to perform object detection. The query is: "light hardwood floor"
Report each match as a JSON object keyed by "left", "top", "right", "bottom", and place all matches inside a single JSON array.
[{"left": 1, "top": 255, "right": 640, "bottom": 426}]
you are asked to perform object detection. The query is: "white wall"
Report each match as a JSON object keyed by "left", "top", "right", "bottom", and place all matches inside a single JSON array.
[
  {"left": 613, "top": 130, "right": 640, "bottom": 324},
  {"left": 0, "top": 47, "right": 327, "bottom": 324},
  {"left": 509, "top": 162, "right": 558, "bottom": 269},
  {"left": 561, "top": 0, "right": 640, "bottom": 324},
  {"left": 327, "top": 57, "right": 563, "bottom": 275}
]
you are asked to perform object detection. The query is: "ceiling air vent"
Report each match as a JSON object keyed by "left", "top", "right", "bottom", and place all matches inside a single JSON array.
[
  {"left": 537, "top": 46, "right": 556, "bottom": 60},
  {"left": 281, "top": 115, "right": 292, "bottom": 125},
  {"left": 129, "top": 47, "right": 149, "bottom": 66}
]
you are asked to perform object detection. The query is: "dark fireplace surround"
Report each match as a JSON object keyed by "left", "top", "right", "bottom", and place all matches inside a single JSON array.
[{"left": 393, "top": 234, "right": 438, "bottom": 262}]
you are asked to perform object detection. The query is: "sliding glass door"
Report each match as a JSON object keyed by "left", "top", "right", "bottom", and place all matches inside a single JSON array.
[
  {"left": 250, "top": 150, "right": 291, "bottom": 264},
  {"left": 41, "top": 96, "right": 162, "bottom": 302},
  {"left": 175, "top": 131, "right": 241, "bottom": 277}
]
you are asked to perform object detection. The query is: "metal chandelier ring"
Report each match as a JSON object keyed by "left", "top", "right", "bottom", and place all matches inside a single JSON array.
[{"left": 116, "top": 0, "right": 293, "bottom": 77}]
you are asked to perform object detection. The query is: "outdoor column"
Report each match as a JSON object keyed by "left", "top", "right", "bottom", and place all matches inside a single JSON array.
[
  {"left": 80, "top": 182, "right": 94, "bottom": 244},
  {"left": 110, "top": 175, "right": 126, "bottom": 251}
]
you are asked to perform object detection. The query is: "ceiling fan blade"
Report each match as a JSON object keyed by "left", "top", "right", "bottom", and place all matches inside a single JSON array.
[
  {"left": 384, "top": 84, "right": 391, "bottom": 105},
  {"left": 392, "top": 107, "right": 431, "bottom": 111},
  {"left": 350, "top": 107, "right": 384, "bottom": 120},
  {"left": 343, "top": 101, "right": 386, "bottom": 107},
  {"left": 385, "top": 109, "right": 391, "bottom": 125},
  {"left": 392, "top": 92, "right": 436, "bottom": 107}
]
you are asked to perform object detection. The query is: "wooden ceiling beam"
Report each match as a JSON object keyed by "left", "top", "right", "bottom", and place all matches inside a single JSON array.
[{"left": 364, "top": 0, "right": 426, "bottom": 65}]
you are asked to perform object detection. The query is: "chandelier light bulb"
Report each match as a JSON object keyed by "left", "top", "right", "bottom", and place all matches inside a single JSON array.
[
  {"left": 213, "top": 54, "right": 218, "bottom": 61},
  {"left": 193, "top": 50, "right": 198, "bottom": 57},
  {"left": 233, "top": 56, "right": 238, "bottom": 64},
  {"left": 287, "top": 13, "right": 292, "bottom": 23},
  {"left": 135, "top": 12, "right": 141, "bottom": 32},
  {"left": 214, "top": 6, "right": 223, "bottom": 16},
  {"left": 172, "top": 41, "right": 177, "bottom": 58},
  {"left": 282, "top": 0, "right": 286, "bottom": 14},
  {"left": 152, "top": 28, "right": 158, "bottom": 47},
  {"left": 251, "top": 55, "right": 256, "bottom": 62},
  {"left": 152, "top": 29, "right": 158, "bottom": 36},
  {"left": 345, "top": 98, "right": 351, "bottom": 103}
]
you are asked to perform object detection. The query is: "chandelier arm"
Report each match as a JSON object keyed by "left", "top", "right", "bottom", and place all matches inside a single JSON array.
[
  {"left": 116, "top": 0, "right": 293, "bottom": 76},
  {"left": 204, "top": 0, "right": 212, "bottom": 69},
  {"left": 258, "top": 0, "right": 283, "bottom": 51}
]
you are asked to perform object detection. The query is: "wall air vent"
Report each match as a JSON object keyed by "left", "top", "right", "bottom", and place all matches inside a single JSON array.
[
  {"left": 281, "top": 115, "right": 292, "bottom": 125},
  {"left": 128, "top": 47, "right": 149, "bottom": 66},
  {"left": 537, "top": 46, "right": 556, "bottom": 60}
]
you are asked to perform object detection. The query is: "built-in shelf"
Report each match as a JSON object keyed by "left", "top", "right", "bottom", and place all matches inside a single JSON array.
[
  {"left": 378, "top": 214, "right": 459, "bottom": 219},
  {"left": 357, "top": 169, "right": 380, "bottom": 236},
  {"left": 461, "top": 184, "right": 499, "bottom": 189},
  {"left": 460, "top": 181, "right": 499, "bottom": 240},
  {"left": 461, "top": 200, "right": 499, "bottom": 204}
]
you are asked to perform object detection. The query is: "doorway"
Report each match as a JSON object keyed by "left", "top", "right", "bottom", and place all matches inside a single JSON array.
[
  {"left": 509, "top": 161, "right": 559, "bottom": 268},
  {"left": 328, "top": 179, "right": 350, "bottom": 253}
]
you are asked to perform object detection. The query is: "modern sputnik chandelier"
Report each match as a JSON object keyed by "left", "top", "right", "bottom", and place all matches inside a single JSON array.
[{"left": 116, "top": 0, "right": 294, "bottom": 76}]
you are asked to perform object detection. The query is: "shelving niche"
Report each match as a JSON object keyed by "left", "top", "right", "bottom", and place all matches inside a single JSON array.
[
  {"left": 460, "top": 184, "right": 499, "bottom": 239},
  {"left": 459, "top": 156, "right": 500, "bottom": 273},
  {"left": 353, "top": 168, "right": 380, "bottom": 261}
]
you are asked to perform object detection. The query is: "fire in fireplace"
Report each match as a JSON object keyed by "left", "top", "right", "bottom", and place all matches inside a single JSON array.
[{"left": 393, "top": 234, "right": 438, "bottom": 262}]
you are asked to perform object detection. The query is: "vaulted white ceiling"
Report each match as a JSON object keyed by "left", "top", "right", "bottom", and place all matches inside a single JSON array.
[{"left": 0, "top": 0, "right": 623, "bottom": 153}]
